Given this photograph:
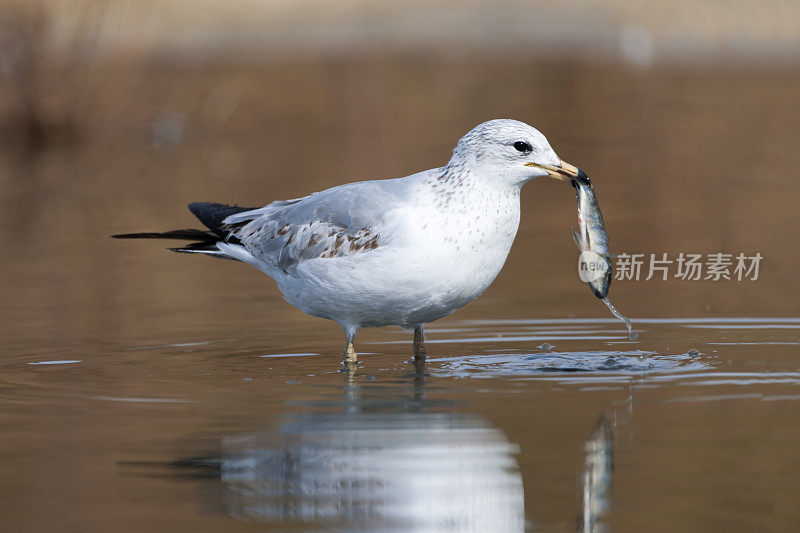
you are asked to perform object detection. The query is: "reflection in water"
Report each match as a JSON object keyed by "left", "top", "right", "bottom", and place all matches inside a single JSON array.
[
  {"left": 180, "top": 367, "right": 525, "bottom": 531},
  {"left": 219, "top": 413, "right": 524, "bottom": 530},
  {"left": 580, "top": 415, "right": 613, "bottom": 533}
]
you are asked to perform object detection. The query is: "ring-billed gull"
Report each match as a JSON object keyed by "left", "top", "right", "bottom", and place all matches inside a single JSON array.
[{"left": 114, "top": 119, "right": 581, "bottom": 366}]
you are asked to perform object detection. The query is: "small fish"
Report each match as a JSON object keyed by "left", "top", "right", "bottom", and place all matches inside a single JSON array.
[
  {"left": 527, "top": 160, "right": 637, "bottom": 340},
  {"left": 570, "top": 170, "right": 612, "bottom": 299}
]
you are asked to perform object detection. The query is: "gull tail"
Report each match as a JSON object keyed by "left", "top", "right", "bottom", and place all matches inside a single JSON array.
[
  {"left": 112, "top": 202, "right": 257, "bottom": 260},
  {"left": 112, "top": 228, "right": 231, "bottom": 258}
]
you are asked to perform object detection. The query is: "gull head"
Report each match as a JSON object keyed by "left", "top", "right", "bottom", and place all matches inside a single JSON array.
[{"left": 448, "top": 119, "right": 571, "bottom": 187}]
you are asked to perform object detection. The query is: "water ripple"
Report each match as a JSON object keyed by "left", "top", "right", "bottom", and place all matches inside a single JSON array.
[{"left": 429, "top": 350, "right": 711, "bottom": 378}]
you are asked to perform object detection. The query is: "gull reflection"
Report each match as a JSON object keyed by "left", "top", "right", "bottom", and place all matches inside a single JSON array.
[
  {"left": 580, "top": 414, "right": 613, "bottom": 533},
  {"left": 209, "top": 366, "right": 525, "bottom": 531}
]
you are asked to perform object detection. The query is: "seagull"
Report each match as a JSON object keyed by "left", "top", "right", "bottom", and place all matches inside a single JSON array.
[{"left": 114, "top": 119, "right": 581, "bottom": 366}]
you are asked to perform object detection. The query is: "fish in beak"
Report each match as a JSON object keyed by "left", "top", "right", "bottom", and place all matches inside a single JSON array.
[{"left": 527, "top": 158, "right": 638, "bottom": 339}]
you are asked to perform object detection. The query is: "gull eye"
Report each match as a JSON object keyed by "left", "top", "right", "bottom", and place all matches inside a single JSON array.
[{"left": 513, "top": 141, "right": 532, "bottom": 154}]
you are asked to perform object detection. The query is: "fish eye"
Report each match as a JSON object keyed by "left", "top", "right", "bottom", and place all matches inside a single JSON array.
[{"left": 513, "top": 141, "right": 532, "bottom": 154}]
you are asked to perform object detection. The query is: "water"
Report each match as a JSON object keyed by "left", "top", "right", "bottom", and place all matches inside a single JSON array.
[
  {"left": 2, "top": 319, "right": 799, "bottom": 531},
  {"left": 1, "top": 58, "right": 800, "bottom": 531}
]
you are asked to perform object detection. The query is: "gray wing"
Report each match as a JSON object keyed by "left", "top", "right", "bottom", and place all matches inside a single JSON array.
[{"left": 222, "top": 177, "right": 417, "bottom": 275}]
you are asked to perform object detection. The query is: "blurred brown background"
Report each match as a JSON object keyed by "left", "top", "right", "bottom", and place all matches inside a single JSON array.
[{"left": 1, "top": 0, "right": 799, "bottom": 351}]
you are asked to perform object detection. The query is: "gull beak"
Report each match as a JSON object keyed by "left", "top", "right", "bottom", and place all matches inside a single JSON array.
[{"left": 526, "top": 160, "right": 590, "bottom": 186}]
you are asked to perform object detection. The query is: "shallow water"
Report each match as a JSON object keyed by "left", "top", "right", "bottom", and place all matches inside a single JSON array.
[
  {"left": 1, "top": 59, "right": 800, "bottom": 531},
  {"left": 2, "top": 318, "right": 800, "bottom": 531}
]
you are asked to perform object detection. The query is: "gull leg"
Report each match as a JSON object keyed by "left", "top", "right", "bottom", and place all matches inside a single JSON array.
[
  {"left": 342, "top": 328, "right": 358, "bottom": 369},
  {"left": 413, "top": 325, "right": 427, "bottom": 362}
]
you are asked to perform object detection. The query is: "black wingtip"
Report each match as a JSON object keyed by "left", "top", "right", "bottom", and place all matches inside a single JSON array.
[{"left": 188, "top": 202, "right": 256, "bottom": 237}]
